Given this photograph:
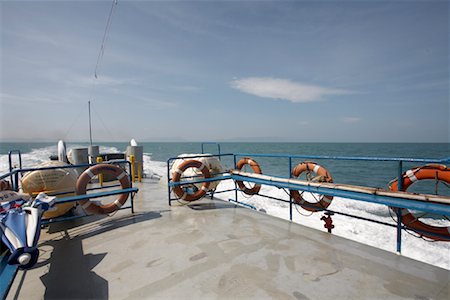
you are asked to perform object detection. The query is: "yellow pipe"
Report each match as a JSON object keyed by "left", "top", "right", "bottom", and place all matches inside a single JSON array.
[
  {"left": 137, "top": 161, "right": 142, "bottom": 182},
  {"left": 130, "top": 155, "right": 136, "bottom": 182},
  {"left": 96, "top": 157, "right": 103, "bottom": 187}
]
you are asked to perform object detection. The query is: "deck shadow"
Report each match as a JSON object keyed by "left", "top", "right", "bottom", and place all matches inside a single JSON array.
[
  {"left": 35, "top": 211, "right": 162, "bottom": 299},
  {"left": 40, "top": 238, "right": 108, "bottom": 299},
  {"left": 187, "top": 201, "right": 241, "bottom": 211},
  {"left": 45, "top": 211, "right": 161, "bottom": 236},
  {"left": 45, "top": 213, "right": 106, "bottom": 234}
]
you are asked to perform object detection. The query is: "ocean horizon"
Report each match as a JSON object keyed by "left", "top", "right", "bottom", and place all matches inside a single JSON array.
[{"left": 2, "top": 141, "right": 449, "bottom": 188}]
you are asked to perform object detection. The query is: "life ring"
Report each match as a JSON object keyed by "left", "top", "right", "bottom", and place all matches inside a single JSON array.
[
  {"left": 171, "top": 154, "right": 223, "bottom": 191},
  {"left": 235, "top": 158, "right": 262, "bottom": 195},
  {"left": 389, "top": 164, "right": 450, "bottom": 241},
  {"left": 290, "top": 162, "right": 333, "bottom": 212},
  {"left": 76, "top": 164, "right": 131, "bottom": 214},
  {"left": 172, "top": 159, "right": 211, "bottom": 201}
]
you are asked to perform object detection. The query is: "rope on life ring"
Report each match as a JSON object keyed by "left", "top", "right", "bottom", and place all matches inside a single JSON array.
[
  {"left": 235, "top": 158, "right": 262, "bottom": 195},
  {"left": 76, "top": 164, "right": 131, "bottom": 214},
  {"left": 172, "top": 159, "right": 211, "bottom": 201},
  {"left": 389, "top": 164, "right": 450, "bottom": 241},
  {"left": 290, "top": 161, "right": 333, "bottom": 212}
]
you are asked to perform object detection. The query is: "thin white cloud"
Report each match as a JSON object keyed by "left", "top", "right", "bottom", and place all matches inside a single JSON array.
[
  {"left": 0, "top": 92, "right": 72, "bottom": 104},
  {"left": 3, "top": 28, "right": 61, "bottom": 47},
  {"left": 341, "top": 117, "right": 361, "bottom": 123},
  {"left": 230, "top": 77, "right": 353, "bottom": 103},
  {"left": 170, "top": 85, "right": 202, "bottom": 92},
  {"left": 131, "top": 95, "right": 178, "bottom": 109},
  {"left": 38, "top": 68, "right": 140, "bottom": 88},
  {"left": 67, "top": 75, "right": 138, "bottom": 88}
]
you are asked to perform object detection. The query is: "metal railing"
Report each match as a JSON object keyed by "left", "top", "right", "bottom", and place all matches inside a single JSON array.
[
  {"left": 167, "top": 153, "right": 234, "bottom": 205},
  {"left": 1, "top": 160, "right": 137, "bottom": 218},
  {"left": 167, "top": 151, "right": 450, "bottom": 254},
  {"left": 0, "top": 158, "right": 138, "bottom": 299},
  {"left": 201, "top": 142, "right": 221, "bottom": 156}
]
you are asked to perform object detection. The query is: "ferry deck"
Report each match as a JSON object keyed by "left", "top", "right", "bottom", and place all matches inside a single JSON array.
[{"left": 5, "top": 176, "right": 449, "bottom": 299}]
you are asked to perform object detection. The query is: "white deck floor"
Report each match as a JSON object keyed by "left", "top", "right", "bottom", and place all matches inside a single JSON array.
[{"left": 7, "top": 178, "right": 450, "bottom": 299}]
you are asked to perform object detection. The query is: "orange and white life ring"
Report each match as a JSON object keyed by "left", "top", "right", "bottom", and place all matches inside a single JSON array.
[
  {"left": 235, "top": 158, "right": 262, "bottom": 195},
  {"left": 172, "top": 159, "right": 211, "bottom": 201},
  {"left": 389, "top": 164, "right": 450, "bottom": 241},
  {"left": 76, "top": 164, "right": 131, "bottom": 214},
  {"left": 290, "top": 162, "right": 333, "bottom": 212}
]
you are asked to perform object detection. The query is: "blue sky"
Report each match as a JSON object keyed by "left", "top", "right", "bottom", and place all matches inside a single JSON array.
[{"left": 1, "top": 0, "right": 448, "bottom": 142}]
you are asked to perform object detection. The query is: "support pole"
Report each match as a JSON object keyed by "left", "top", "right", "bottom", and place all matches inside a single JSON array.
[
  {"left": 88, "top": 101, "right": 93, "bottom": 146},
  {"left": 396, "top": 160, "right": 403, "bottom": 254},
  {"left": 167, "top": 159, "right": 172, "bottom": 206},
  {"left": 234, "top": 155, "right": 238, "bottom": 204},
  {"left": 137, "top": 161, "right": 142, "bottom": 182},
  {"left": 96, "top": 157, "right": 103, "bottom": 187},
  {"left": 130, "top": 155, "right": 136, "bottom": 182},
  {"left": 289, "top": 157, "right": 293, "bottom": 222}
]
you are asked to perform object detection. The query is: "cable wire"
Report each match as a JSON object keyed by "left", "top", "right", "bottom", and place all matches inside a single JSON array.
[{"left": 94, "top": 0, "right": 118, "bottom": 80}]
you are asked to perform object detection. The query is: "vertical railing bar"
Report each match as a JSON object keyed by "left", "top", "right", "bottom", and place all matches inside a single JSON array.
[
  {"left": 14, "top": 172, "right": 19, "bottom": 192},
  {"left": 234, "top": 154, "right": 238, "bottom": 204},
  {"left": 200, "top": 142, "right": 221, "bottom": 159},
  {"left": 396, "top": 160, "right": 403, "bottom": 254},
  {"left": 8, "top": 150, "right": 22, "bottom": 191},
  {"left": 289, "top": 156, "right": 293, "bottom": 222},
  {"left": 126, "top": 160, "right": 135, "bottom": 214},
  {"left": 130, "top": 161, "right": 135, "bottom": 214},
  {"left": 167, "top": 158, "right": 172, "bottom": 206}
]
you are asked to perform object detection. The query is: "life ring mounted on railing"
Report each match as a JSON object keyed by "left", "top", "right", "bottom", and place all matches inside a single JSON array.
[
  {"left": 389, "top": 164, "right": 450, "bottom": 241},
  {"left": 76, "top": 164, "right": 131, "bottom": 214},
  {"left": 235, "top": 157, "right": 262, "bottom": 195},
  {"left": 290, "top": 161, "right": 334, "bottom": 212},
  {"left": 172, "top": 159, "right": 211, "bottom": 201}
]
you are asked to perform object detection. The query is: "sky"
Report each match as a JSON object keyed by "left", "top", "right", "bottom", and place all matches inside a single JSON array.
[{"left": 0, "top": 0, "right": 449, "bottom": 143}]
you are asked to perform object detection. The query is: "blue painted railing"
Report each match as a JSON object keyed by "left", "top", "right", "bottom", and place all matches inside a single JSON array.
[
  {"left": 0, "top": 160, "right": 138, "bottom": 298},
  {"left": 167, "top": 151, "right": 450, "bottom": 255},
  {"left": 0, "top": 251, "right": 19, "bottom": 300},
  {"left": 201, "top": 142, "right": 221, "bottom": 156}
]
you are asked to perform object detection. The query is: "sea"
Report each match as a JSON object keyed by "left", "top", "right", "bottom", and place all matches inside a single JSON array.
[{"left": 1, "top": 142, "right": 449, "bottom": 270}]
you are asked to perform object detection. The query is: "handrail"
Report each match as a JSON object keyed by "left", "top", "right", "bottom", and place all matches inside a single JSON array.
[
  {"left": 8, "top": 150, "right": 22, "bottom": 172},
  {"left": 53, "top": 187, "right": 138, "bottom": 204},
  {"left": 0, "top": 185, "right": 138, "bottom": 299},
  {"left": 0, "top": 251, "right": 18, "bottom": 300},
  {"left": 231, "top": 172, "right": 450, "bottom": 216},
  {"left": 234, "top": 152, "right": 450, "bottom": 163},
  {"left": 231, "top": 170, "right": 450, "bottom": 205},
  {"left": 201, "top": 142, "right": 221, "bottom": 156},
  {"left": 166, "top": 149, "right": 450, "bottom": 255},
  {"left": 0, "top": 155, "right": 137, "bottom": 299},
  {"left": 167, "top": 153, "right": 233, "bottom": 164},
  {"left": 11, "top": 159, "right": 130, "bottom": 173},
  {"left": 1, "top": 160, "right": 132, "bottom": 186},
  {"left": 168, "top": 174, "right": 232, "bottom": 187},
  {"left": 7, "top": 150, "right": 22, "bottom": 191}
]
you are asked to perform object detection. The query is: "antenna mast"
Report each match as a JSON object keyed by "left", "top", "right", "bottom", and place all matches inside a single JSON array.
[
  {"left": 88, "top": 0, "right": 118, "bottom": 145},
  {"left": 88, "top": 101, "right": 93, "bottom": 145}
]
